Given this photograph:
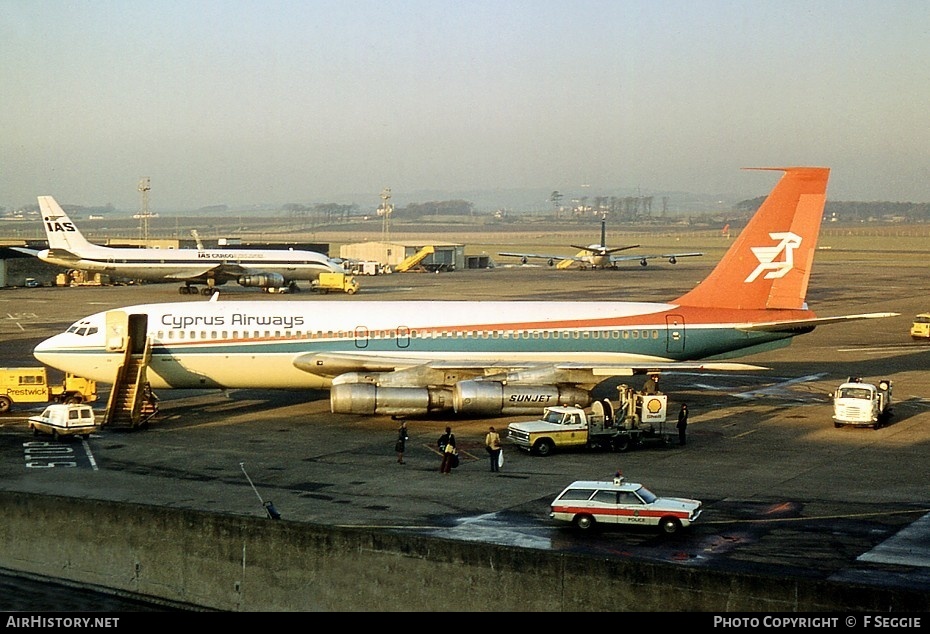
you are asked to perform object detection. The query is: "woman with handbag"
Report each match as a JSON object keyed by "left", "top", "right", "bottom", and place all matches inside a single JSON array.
[
  {"left": 438, "top": 426, "right": 456, "bottom": 474},
  {"left": 485, "top": 426, "right": 502, "bottom": 472}
]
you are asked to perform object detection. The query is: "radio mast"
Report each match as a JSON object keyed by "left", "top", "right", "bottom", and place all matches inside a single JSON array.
[
  {"left": 137, "top": 177, "right": 151, "bottom": 242},
  {"left": 378, "top": 188, "right": 393, "bottom": 244}
]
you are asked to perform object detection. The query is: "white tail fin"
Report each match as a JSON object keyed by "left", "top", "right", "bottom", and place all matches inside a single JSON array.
[{"left": 38, "top": 196, "right": 97, "bottom": 253}]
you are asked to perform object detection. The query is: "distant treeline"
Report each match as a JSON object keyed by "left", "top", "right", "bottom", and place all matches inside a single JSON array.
[
  {"left": 6, "top": 197, "right": 929, "bottom": 224},
  {"left": 737, "top": 196, "right": 930, "bottom": 222},
  {"left": 281, "top": 200, "right": 476, "bottom": 222}
]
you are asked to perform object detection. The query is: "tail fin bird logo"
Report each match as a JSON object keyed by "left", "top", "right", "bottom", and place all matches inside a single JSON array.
[{"left": 745, "top": 232, "right": 801, "bottom": 282}]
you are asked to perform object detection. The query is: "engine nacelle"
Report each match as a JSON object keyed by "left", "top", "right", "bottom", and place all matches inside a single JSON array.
[
  {"left": 452, "top": 380, "right": 591, "bottom": 416},
  {"left": 330, "top": 383, "right": 453, "bottom": 416},
  {"left": 238, "top": 273, "right": 286, "bottom": 288},
  {"left": 668, "top": 256, "right": 677, "bottom": 264},
  {"left": 639, "top": 258, "right": 648, "bottom": 267}
]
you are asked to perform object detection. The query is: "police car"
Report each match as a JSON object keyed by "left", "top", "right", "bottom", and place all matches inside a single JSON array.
[{"left": 549, "top": 476, "right": 702, "bottom": 534}]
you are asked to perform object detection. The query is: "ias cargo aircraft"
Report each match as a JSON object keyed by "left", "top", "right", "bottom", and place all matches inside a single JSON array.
[
  {"left": 34, "top": 168, "right": 896, "bottom": 417},
  {"left": 498, "top": 217, "right": 703, "bottom": 269},
  {"left": 17, "top": 196, "right": 344, "bottom": 294}
]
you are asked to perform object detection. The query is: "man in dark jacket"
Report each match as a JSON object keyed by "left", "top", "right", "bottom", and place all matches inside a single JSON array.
[{"left": 677, "top": 404, "right": 688, "bottom": 446}]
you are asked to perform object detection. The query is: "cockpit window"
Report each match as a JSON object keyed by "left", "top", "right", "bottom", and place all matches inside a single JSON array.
[{"left": 67, "top": 321, "right": 98, "bottom": 337}]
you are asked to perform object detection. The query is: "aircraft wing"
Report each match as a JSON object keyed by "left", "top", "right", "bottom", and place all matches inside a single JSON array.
[
  {"left": 609, "top": 252, "right": 704, "bottom": 265},
  {"left": 293, "top": 351, "right": 767, "bottom": 384},
  {"left": 160, "top": 264, "right": 234, "bottom": 281},
  {"left": 498, "top": 251, "right": 574, "bottom": 263},
  {"left": 160, "top": 263, "right": 268, "bottom": 283},
  {"left": 736, "top": 312, "right": 899, "bottom": 333}
]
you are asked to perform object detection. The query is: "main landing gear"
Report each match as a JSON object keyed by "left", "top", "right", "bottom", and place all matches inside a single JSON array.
[{"left": 179, "top": 284, "right": 218, "bottom": 296}]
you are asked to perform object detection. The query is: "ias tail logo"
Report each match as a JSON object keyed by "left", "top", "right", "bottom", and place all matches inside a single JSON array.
[
  {"left": 745, "top": 231, "right": 801, "bottom": 282},
  {"left": 43, "top": 215, "right": 76, "bottom": 233}
]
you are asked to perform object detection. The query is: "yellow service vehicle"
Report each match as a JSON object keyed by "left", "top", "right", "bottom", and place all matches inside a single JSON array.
[
  {"left": 0, "top": 368, "right": 97, "bottom": 414},
  {"left": 310, "top": 272, "right": 360, "bottom": 295},
  {"left": 910, "top": 313, "right": 930, "bottom": 340}
]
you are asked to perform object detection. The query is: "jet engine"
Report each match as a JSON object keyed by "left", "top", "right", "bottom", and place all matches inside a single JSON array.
[
  {"left": 668, "top": 256, "right": 677, "bottom": 264},
  {"left": 640, "top": 258, "right": 648, "bottom": 267},
  {"left": 452, "top": 380, "right": 591, "bottom": 416},
  {"left": 237, "top": 273, "right": 286, "bottom": 288},
  {"left": 330, "top": 383, "right": 453, "bottom": 416}
]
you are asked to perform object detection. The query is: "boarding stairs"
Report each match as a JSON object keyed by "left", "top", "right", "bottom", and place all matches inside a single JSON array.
[
  {"left": 395, "top": 245, "right": 435, "bottom": 272},
  {"left": 557, "top": 250, "right": 588, "bottom": 269},
  {"left": 104, "top": 337, "right": 158, "bottom": 429}
]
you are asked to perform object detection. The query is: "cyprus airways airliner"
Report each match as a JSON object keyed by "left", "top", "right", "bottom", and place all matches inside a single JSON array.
[
  {"left": 18, "top": 196, "right": 344, "bottom": 295},
  {"left": 34, "top": 168, "right": 895, "bottom": 417}
]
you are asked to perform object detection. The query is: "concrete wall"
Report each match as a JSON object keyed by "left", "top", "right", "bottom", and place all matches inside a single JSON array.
[{"left": 0, "top": 491, "right": 927, "bottom": 612}]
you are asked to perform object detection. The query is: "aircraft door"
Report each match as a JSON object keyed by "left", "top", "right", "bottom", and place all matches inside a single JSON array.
[
  {"left": 396, "top": 326, "right": 410, "bottom": 349},
  {"left": 665, "top": 314, "right": 685, "bottom": 354},
  {"left": 128, "top": 314, "right": 149, "bottom": 354},
  {"left": 105, "top": 311, "right": 129, "bottom": 352},
  {"left": 354, "top": 326, "right": 369, "bottom": 349}
]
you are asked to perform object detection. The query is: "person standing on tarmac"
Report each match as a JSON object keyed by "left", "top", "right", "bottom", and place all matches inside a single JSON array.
[
  {"left": 485, "top": 426, "right": 502, "bottom": 472},
  {"left": 439, "top": 427, "right": 456, "bottom": 474},
  {"left": 677, "top": 404, "right": 689, "bottom": 446},
  {"left": 395, "top": 421, "right": 409, "bottom": 464}
]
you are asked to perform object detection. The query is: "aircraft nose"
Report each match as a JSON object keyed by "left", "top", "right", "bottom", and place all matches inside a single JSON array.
[{"left": 33, "top": 334, "right": 60, "bottom": 364}]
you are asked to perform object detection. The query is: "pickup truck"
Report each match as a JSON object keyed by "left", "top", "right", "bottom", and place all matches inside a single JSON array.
[{"left": 507, "top": 385, "right": 673, "bottom": 456}]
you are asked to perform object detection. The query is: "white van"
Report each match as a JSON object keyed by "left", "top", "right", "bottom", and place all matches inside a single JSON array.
[{"left": 28, "top": 404, "right": 97, "bottom": 440}]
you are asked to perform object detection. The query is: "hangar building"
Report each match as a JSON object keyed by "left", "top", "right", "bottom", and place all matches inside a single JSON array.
[{"left": 340, "top": 241, "right": 465, "bottom": 272}]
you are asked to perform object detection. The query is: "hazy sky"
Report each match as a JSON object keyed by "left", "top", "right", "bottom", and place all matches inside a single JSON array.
[{"left": 3, "top": 0, "right": 929, "bottom": 212}]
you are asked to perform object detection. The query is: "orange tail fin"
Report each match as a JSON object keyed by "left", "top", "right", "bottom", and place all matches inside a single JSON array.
[{"left": 673, "top": 167, "right": 829, "bottom": 310}]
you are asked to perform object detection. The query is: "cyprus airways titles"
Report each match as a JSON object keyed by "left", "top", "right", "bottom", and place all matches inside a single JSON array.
[{"left": 161, "top": 313, "right": 305, "bottom": 329}]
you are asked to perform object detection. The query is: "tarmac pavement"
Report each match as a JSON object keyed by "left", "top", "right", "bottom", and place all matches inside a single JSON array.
[{"left": 2, "top": 258, "right": 930, "bottom": 608}]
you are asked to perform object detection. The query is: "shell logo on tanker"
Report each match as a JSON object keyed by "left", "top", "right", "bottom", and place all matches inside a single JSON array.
[{"left": 646, "top": 398, "right": 663, "bottom": 414}]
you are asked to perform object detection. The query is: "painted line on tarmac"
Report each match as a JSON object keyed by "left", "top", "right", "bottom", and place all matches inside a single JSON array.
[{"left": 82, "top": 438, "right": 99, "bottom": 471}]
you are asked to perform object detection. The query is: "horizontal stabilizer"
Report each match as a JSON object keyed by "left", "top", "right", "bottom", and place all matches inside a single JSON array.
[
  {"left": 43, "top": 248, "right": 83, "bottom": 262},
  {"left": 10, "top": 247, "right": 40, "bottom": 257},
  {"left": 737, "top": 312, "right": 898, "bottom": 333}
]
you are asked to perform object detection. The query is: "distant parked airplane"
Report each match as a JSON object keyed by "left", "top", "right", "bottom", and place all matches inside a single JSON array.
[
  {"left": 498, "top": 218, "right": 702, "bottom": 269},
  {"left": 34, "top": 167, "right": 897, "bottom": 418},
  {"left": 15, "top": 196, "right": 345, "bottom": 295}
]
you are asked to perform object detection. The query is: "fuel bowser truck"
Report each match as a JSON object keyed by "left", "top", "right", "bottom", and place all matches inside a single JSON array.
[
  {"left": 507, "top": 383, "right": 673, "bottom": 456},
  {"left": 831, "top": 377, "right": 892, "bottom": 429}
]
